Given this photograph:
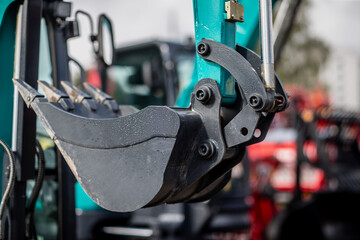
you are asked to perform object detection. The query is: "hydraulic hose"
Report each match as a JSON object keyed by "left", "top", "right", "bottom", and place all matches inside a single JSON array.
[
  {"left": 25, "top": 140, "right": 45, "bottom": 239},
  {"left": 0, "top": 140, "right": 16, "bottom": 239}
]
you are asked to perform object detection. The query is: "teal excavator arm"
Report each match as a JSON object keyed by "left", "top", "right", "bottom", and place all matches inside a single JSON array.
[{"left": 176, "top": 0, "right": 279, "bottom": 107}]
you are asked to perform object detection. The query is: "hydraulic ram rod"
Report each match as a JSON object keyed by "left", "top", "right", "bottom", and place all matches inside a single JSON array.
[{"left": 259, "top": 0, "right": 275, "bottom": 89}]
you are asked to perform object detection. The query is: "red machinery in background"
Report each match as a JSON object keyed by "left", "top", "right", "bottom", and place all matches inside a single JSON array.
[{"left": 247, "top": 85, "right": 360, "bottom": 240}]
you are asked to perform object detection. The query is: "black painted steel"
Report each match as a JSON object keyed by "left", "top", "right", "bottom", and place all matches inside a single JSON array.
[
  {"left": 13, "top": 38, "right": 288, "bottom": 214},
  {"left": 235, "top": 45, "right": 288, "bottom": 145},
  {"left": 4, "top": 0, "right": 42, "bottom": 239},
  {"left": 196, "top": 40, "right": 288, "bottom": 147},
  {"left": 43, "top": 2, "right": 77, "bottom": 239},
  {"left": 198, "top": 39, "right": 267, "bottom": 108},
  {"left": 15, "top": 79, "right": 228, "bottom": 212}
]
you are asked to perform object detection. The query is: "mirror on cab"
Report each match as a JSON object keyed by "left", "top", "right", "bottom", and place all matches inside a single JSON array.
[{"left": 97, "top": 14, "right": 115, "bottom": 66}]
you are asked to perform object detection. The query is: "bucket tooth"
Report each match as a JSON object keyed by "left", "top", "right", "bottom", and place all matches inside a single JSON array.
[
  {"left": 12, "top": 78, "right": 44, "bottom": 107},
  {"left": 83, "top": 82, "right": 119, "bottom": 113},
  {"left": 38, "top": 80, "right": 74, "bottom": 111},
  {"left": 38, "top": 80, "right": 67, "bottom": 101},
  {"left": 61, "top": 81, "right": 97, "bottom": 111}
]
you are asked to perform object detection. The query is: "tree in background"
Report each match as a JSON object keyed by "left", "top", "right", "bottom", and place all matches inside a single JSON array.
[{"left": 275, "top": 0, "right": 329, "bottom": 89}]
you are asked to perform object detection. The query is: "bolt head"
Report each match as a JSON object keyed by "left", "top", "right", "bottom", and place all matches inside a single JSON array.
[
  {"left": 197, "top": 42, "right": 210, "bottom": 56},
  {"left": 198, "top": 140, "right": 215, "bottom": 159},
  {"left": 249, "top": 95, "right": 263, "bottom": 109},
  {"left": 195, "top": 86, "right": 212, "bottom": 104}
]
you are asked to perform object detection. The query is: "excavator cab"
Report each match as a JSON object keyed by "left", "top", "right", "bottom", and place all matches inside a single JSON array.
[{"left": 109, "top": 41, "right": 194, "bottom": 108}]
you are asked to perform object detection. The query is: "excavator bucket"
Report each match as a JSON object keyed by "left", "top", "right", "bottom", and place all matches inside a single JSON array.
[
  {"left": 14, "top": 41, "right": 288, "bottom": 212},
  {"left": 14, "top": 77, "right": 233, "bottom": 212}
]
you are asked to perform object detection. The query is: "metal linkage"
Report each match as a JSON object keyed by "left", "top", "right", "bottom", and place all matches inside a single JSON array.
[
  {"left": 196, "top": 39, "right": 288, "bottom": 147},
  {"left": 13, "top": 37, "right": 288, "bottom": 213}
]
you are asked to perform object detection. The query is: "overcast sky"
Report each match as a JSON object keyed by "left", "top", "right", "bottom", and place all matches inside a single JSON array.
[
  {"left": 307, "top": 0, "right": 360, "bottom": 54},
  {"left": 67, "top": 0, "right": 360, "bottom": 68},
  {"left": 68, "top": 0, "right": 194, "bottom": 68}
]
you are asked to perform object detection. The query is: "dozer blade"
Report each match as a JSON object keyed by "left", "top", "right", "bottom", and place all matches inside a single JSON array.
[{"left": 14, "top": 78, "right": 235, "bottom": 212}]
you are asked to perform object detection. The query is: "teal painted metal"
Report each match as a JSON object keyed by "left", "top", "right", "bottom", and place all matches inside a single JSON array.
[
  {"left": 236, "top": 0, "right": 279, "bottom": 51},
  {"left": 176, "top": 0, "right": 279, "bottom": 107},
  {"left": 236, "top": 0, "right": 260, "bottom": 50},
  {"left": 0, "top": 0, "right": 14, "bottom": 26},
  {"left": 0, "top": 1, "right": 18, "bottom": 192},
  {"left": 75, "top": 182, "right": 102, "bottom": 210},
  {"left": 193, "top": 0, "right": 237, "bottom": 103},
  {"left": 176, "top": 0, "right": 237, "bottom": 107}
]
